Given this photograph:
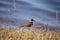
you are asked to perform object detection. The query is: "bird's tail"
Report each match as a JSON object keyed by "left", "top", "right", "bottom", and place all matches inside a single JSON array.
[{"left": 20, "top": 25, "right": 24, "bottom": 27}]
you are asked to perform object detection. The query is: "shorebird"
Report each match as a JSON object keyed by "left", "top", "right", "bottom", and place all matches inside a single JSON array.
[{"left": 22, "top": 18, "right": 34, "bottom": 27}]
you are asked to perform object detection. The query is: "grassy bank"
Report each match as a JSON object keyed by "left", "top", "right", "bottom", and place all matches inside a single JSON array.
[{"left": 0, "top": 25, "right": 60, "bottom": 40}]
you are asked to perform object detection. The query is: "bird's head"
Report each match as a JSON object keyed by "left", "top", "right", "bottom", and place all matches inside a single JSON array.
[{"left": 29, "top": 18, "right": 35, "bottom": 22}]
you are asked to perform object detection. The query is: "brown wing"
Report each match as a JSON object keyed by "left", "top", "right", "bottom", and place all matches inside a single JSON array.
[{"left": 24, "top": 22, "right": 33, "bottom": 27}]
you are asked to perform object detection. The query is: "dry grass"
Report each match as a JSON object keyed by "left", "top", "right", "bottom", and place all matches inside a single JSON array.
[{"left": 0, "top": 25, "right": 60, "bottom": 40}]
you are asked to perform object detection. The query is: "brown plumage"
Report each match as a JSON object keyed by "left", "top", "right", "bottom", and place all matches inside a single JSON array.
[{"left": 23, "top": 19, "right": 34, "bottom": 27}]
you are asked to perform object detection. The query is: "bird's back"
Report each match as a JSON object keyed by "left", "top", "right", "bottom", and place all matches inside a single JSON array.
[{"left": 24, "top": 22, "right": 33, "bottom": 27}]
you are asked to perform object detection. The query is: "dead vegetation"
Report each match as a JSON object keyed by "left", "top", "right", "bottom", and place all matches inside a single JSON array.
[{"left": 0, "top": 25, "right": 60, "bottom": 40}]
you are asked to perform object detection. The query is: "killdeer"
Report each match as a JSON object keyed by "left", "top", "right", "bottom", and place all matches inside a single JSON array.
[{"left": 23, "top": 18, "right": 34, "bottom": 27}]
